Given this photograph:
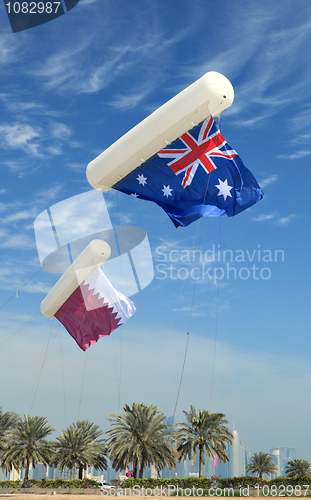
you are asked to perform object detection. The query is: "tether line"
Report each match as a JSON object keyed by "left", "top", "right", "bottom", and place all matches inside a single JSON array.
[
  {"left": 173, "top": 331, "right": 189, "bottom": 422},
  {"left": 209, "top": 218, "right": 222, "bottom": 411}
]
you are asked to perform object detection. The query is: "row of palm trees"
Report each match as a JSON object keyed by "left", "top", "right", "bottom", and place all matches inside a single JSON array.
[
  {"left": 246, "top": 452, "right": 311, "bottom": 479},
  {"left": 1, "top": 405, "right": 310, "bottom": 484},
  {"left": 0, "top": 411, "right": 107, "bottom": 484},
  {"left": 0, "top": 404, "right": 233, "bottom": 483}
]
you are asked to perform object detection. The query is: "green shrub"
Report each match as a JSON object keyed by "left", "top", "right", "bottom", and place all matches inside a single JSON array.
[
  {"left": 121, "top": 478, "right": 212, "bottom": 489},
  {"left": 0, "top": 478, "right": 100, "bottom": 490},
  {"left": 121, "top": 476, "right": 311, "bottom": 490},
  {"left": 0, "top": 480, "right": 22, "bottom": 488}
]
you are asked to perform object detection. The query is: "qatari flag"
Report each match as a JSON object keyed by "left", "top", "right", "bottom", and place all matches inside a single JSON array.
[{"left": 55, "top": 267, "right": 136, "bottom": 351}]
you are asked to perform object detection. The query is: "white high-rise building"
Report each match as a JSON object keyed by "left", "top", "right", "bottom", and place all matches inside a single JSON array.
[
  {"left": 270, "top": 447, "right": 297, "bottom": 477},
  {"left": 227, "top": 425, "right": 246, "bottom": 477},
  {"left": 216, "top": 424, "right": 248, "bottom": 478}
]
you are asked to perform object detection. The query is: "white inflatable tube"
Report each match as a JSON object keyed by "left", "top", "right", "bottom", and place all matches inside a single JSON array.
[
  {"left": 86, "top": 71, "right": 234, "bottom": 191},
  {"left": 41, "top": 240, "right": 111, "bottom": 319}
]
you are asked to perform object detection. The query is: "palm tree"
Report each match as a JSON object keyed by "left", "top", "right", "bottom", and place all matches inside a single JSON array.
[
  {"left": 51, "top": 420, "right": 107, "bottom": 480},
  {"left": 246, "top": 452, "right": 278, "bottom": 478},
  {"left": 0, "top": 407, "right": 18, "bottom": 453},
  {"left": 176, "top": 406, "right": 233, "bottom": 478},
  {"left": 106, "top": 402, "right": 176, "bottom": 478},
  {"left": 286, "top": 459, "right": 311, "bottom": 478},
  {"left": 1, "top": 415, "right": 54, "bottom": 486}
]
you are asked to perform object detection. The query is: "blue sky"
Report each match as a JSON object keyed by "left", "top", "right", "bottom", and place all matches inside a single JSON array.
[{"left": 0, "top": 0, "right": 311, "bottom": 466}]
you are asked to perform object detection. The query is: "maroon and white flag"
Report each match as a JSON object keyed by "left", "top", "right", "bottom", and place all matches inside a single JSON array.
[{"left": 55, "top": 266, "right": 136, "bottom": 351}]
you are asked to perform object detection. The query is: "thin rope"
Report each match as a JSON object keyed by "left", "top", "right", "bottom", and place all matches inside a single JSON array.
[
  {"left": 118, "top": 326, "right": 123, "bottom": 413},
  {"left": 0, "top": 233, "right": 31, "bottom": 258},
  {"left": 116, "top": 191, "right": 122, "bottom": 412},
  {"left": 59, "top": 332, "right": 67, "bottom": 428},
  {"left": 150, "top": 217, "right": 203, "bottom": 385},
  {"left": 0, "top": 310, "right": 42, "bottom": 350},
  {"left": 111, "top": 333, "right": 121, "bottom": 410},
  {"left": 0, "top": 268, "right": 42, "bottom": 312},
  {"left": 151, "top": 163, "right": 212, "bottom": 388},
  {"left": 171, "top": 220, "right": 208, "bottom": 421},
  {"left": 22, "top": 318, "right": 58, "bottom": 414},
  {"left": 209, "top": 218, "right": 222, "bottom": 412},
  {"left": 28, "top": 326, "right": 58, "bottom": 414},
  {"left": 173, "top": 331, "right": 189, "bottom": 422},
  {"left": 77, "top": 349, "right": 88, "bottom": 420}
]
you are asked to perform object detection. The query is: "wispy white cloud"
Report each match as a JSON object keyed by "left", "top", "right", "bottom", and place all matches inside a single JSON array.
[
  {"left": 46, "top": 145, "right": 63, "bottom": 155},
  {"left": 31, "top": 40, "right": 124, "bottom": 94},
  {"left": 2, "top": 208, "right": 39, "bottom": 224},
  {"left": 253, "top": 213, "right": 298, "bottom": 226},
  {"left": 0, "top": 123, "right": 41, "bottom": 155},
  {"left": 0, "top": 263, "right": 48, "bottom": 294},
  {"left": 0, "top": 95, "right": 61, "bottom": 118},
  {"left": 253, "top": 214, "right": 275, "bottom": 222},
  {"left": 233, "top": 113, "right": 276, "bottom": 128},
  {"left": 0, "top": 228, "right": 35, "bottom": 250},
  {"left": 3, "top": 159, "right": 37, "bottom": 177},
  {"left": 0, "top": 118, "right": 76, "bottom": 168},
  {"left": 186, "top": 6, "right": 311, "bottom": 130},
  {"left": 0, "top": 35, "right": 20, "bottom": 64},
  {"left": 290, "top": 133, "right": 311, "bottom": 146},
  {"left": 0, "top": 202, "right": 17, "bottom": 213},
  {"left": 277, "top": 150, "right": 311, "bottom": 160},
  {"left": 276, "top": 214, "right": 297, "bottom": 226},
  {"left": 79, "top": 0, "right": 98, "bottom": 4},
  {"left": 110, "top": 86, "right": 156, "bottom": 110},
  {"left": 259, "top": 175, "right": 278, "bottom": 188},
  {"left": 290, "top": 106, "right": 311, "bottom": 130},
  {"left": 34, "top": 184, "right": 64, "bottom": 204},
  {"left": 49, "top": 123, "right": 72, "bottom": 139},
  {"left": 66, "top": 162, "right": 86, "bottom": 172},
  {"left": 30, "top": 14, "right": 191, "bottom": 105}
]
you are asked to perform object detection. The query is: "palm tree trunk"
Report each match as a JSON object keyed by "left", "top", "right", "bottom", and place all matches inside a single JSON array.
[
  {"left": 71, "top": 465, "right": 75, "bottom": 480},
  {"left": 199, "top": 445, "right": 204, "bottom": 478},
  {"left": 23, "top": 457, "right": 30, "bottom": 487},
  {"left": 133, "top": 459, "right": 138, "bottom": 479},
  {"left": 78, "top": 466, "right": 83, "bottom": 480},
  {"left": 139, "top": 459, "right": 144, "bottom": 479}
]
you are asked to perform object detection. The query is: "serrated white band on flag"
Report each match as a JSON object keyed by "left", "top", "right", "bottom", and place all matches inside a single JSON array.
[{"left": 40, "top": 240, "right": 111, "bottom": 318}]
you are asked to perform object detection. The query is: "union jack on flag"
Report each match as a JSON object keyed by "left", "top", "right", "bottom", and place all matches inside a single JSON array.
[
  {"left": 113, "top": 117, "right": 263, "bottom": 228},
  {"left": 158, "top": 116, "right": 238, "bottom": 189}
]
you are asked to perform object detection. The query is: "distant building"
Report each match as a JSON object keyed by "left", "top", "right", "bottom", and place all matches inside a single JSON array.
[
  {"left": 228, "top": 425, "right": 246, "bottom": 477},
  {"left": 270, "top": 447, "right": 297, "bottom": 477},
  {"left": 216, "top": 424, "right": 248, "bottom": 478},
  {"left": 31, "top": 463, "right": 47, "bottom": 480}
]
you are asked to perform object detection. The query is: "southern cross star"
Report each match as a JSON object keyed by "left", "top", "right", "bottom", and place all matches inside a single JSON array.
[
  {"left": 137, "top": 174, "right": 147, "bottom": 186},
  {"left": 162, "top": 185, "right": 173, "bottom": 198},
  {"left": 215, "top": 178, "right": 233, "bottom": 201}
]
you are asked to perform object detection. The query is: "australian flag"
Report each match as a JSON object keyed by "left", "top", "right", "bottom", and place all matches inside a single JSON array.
[{"left": 113, "top": 117, "right": 263, "bottom": 227}]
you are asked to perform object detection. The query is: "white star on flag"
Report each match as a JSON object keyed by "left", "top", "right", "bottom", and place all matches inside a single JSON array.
[
  {"left": 215, "top": 179, "right": 233, "bottom": 201},
  {"left": 162, "top": 185, "right": 173, "bottom": 198},
  {"left": 130, "top": 193, "right": 139, "bottom": 198},
  {"left": 137, "top": 174, "right": 147, "bottom": 186}
]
